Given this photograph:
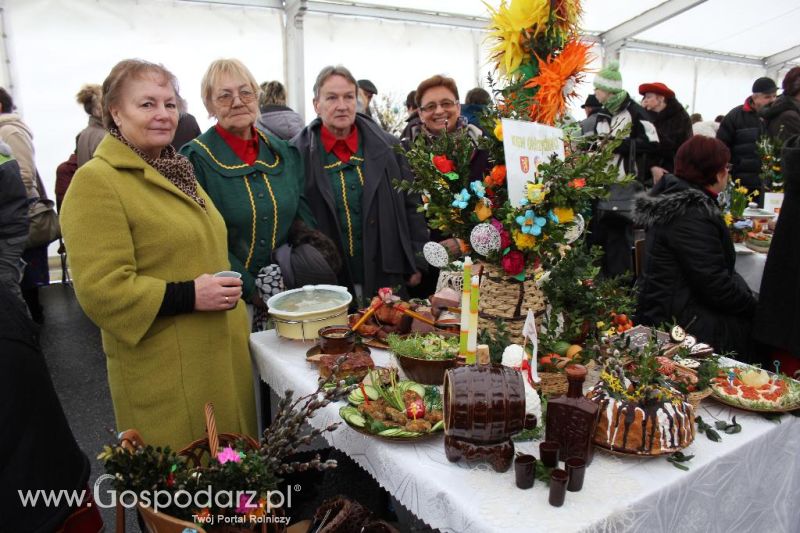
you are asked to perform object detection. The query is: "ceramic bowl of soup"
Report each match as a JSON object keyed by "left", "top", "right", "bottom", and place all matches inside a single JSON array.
[{"left": 267, "top": 285, "right": 352, "bottom": 341}]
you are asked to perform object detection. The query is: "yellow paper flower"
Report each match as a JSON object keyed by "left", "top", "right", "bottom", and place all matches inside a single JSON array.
[
  {"left": 552, "top": 206, "right": 575, "bottom": 224},
  {"left": 485, "top": 0, "right": 550, "bottom": 78},
  {"left": 526, "top": 182, "right": 546, "bottom": 204},
  {"left": 474, "top": 200, "right": 492, "bottom": 221},
  {"left": 513, "top": 230, "right": 536, "bottom": 250},
  {"left": 724, "top": 212, "right": 733, "bottom": 226},
  {"left": 493, "top": 119, "right": 504, "bottom": 141}
]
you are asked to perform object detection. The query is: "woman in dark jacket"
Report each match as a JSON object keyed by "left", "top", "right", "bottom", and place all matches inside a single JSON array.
[
  {"left": 634, "top": 135, "right": 756, "bottom": 360},
  {"left": 753, "top": 134, "right": 800, "bottom": 377}
]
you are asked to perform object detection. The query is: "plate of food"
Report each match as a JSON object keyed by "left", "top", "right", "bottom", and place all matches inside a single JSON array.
[
  {"left": 349, "top": 295, "right": 458, "bottom": 349},
  {"left": 338, "top": 372, "right": 444, "bottom": 440},
  {"left": 710, "top": 366, "right": 800, "bottom": 412}
]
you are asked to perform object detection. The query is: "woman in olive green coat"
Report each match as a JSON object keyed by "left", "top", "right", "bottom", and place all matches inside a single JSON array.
[
  {"left": 60, "top": 60, "right": 256, "bottom": 450},
  {"left": 181, "top": 60, "right": 314, "bottom": 329}
]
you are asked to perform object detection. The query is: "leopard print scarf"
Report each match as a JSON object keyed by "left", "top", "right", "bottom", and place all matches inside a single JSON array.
[{"left": 110, "top": 127, "right": 205, "bottom": 209}]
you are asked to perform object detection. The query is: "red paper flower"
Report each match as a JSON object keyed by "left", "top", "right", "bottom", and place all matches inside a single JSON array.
[
  {"left": 501, "top": 250, "right": 525, "bottom": 276},
  {"left": 432, "top": 154, "right": 456, "bottom": 174},
  {"left": 569, "top": 178, "right": 586, "bottom": 188}
]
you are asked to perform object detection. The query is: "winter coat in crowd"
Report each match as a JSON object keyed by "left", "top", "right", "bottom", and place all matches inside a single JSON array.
[
  {"left": 753, "top": 134, "right": 800, "bottom": 361},
  {"left": 76, "top": 115, "right": 106, "bottom": 167},
  {"left": 716, "top": 98, "right": 765, "bottom": 192},
  {"left": 400, "top": 111, "right": 421, "bottom": 143},
  {"left": 594, "top": 94, "right": 660, "bottom": 186},
  {"left": 460, "top": 103, "right": 487, "bottom": 132},
  {"left": 256, "top": 104, "right": 304, "bottom": 141},
  {"left": 0, "top": 284, "right": 103, "bottom": 533},
  {"left": 650, "top": 98, "right": 693, "bottom": 173},
  {"left": 760, "top": 94, "right": 800, "bottom": 144},
  {"left": 579, "top": 110, "right": 599, "bottom": 136},
  {"left": 55, "top": 153, "right": 78, "bottom": 211},
  {"left": 634, "top": 173, "right": 756, "bottom": 359},
  {"left": 0, "top": 113, "right": 38, "bottom": 198},
  {"left": 0, "top": 141, "right": 27, "bottom": 239},
  {"left": 171, "top": 112, "right": 201, "bottom": 151},
  {"left": 292, "top": 113, "right": 428, "bottom": 300},
  {"left": 60, "top": 134, "right": 257, "bottom": 449}
]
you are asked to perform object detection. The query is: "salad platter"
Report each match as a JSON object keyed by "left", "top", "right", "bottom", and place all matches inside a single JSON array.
[
  {"left": 710, "top": 366, "right": 800, "bottom": 413},
  {"left": 339, "top": 372, "right": 444, "bottom": 440}
]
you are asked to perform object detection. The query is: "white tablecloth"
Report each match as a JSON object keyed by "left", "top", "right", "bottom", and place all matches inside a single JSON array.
[
  {"left": 250, "top": 331, "right": 800, "bottom": 533},
  {"left": 734, "top": 244, "right": 767, "bottom": 296}
]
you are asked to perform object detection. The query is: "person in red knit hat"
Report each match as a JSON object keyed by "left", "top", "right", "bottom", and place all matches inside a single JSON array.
[{"left": 639, "top": 82, "right": 692, "bottom": 184}]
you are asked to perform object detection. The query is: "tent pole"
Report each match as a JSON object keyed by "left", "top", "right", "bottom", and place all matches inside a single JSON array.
[{"left": 284, "top": 0, "right": 307, "bottom": 122}]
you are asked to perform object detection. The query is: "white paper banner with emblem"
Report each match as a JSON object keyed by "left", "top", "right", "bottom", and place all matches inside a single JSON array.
[
  {"left": 501, "top": 119, "right": 564, "bottom": 207},
  {"left": 763, "top": 192, "right": 784, "bottom": 216}
]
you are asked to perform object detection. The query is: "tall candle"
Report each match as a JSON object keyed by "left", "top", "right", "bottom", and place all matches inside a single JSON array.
[
  {"left": 459, "top": 256, "right": 472, "bottom": 357},
  {"left": 466, "top": 274, "right": 480, "bottom": 364}
]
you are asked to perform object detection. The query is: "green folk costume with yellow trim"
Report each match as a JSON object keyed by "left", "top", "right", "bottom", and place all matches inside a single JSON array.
[
  {"left": 322, "top": 139, "right": 365, "bottom": 284},
  {"left": 181, "top": 128, "right": 314, "bottom": 299}
]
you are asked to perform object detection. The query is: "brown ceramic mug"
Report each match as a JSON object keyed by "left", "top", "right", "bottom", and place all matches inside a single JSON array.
[
  {"left": 514, "top": 454, "right": 536, "bottom": 489},
  {"left": 566, "top": 457, "right": 586, "bottom": 492},
  {"left": 539, "top": 441, "right": 559, "bottom": 468},
  {"left": 549, "top": 469, "right": 568, "bottom": 507},
  {"left": 318, "top": 326, "right": 355, "bottom": 355}
]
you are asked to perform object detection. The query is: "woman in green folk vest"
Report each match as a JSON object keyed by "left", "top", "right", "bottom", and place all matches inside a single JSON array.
[
  {"left": 181, "top": 59, "right": 336, "bottom": 330},
  {"left": 60, "top": 59, "right": 256, "bottom": 449}
]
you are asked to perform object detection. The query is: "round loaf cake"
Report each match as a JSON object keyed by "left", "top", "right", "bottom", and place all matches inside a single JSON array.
[{"left": 587, "top": 384, "right": 695, "bottom": 455}]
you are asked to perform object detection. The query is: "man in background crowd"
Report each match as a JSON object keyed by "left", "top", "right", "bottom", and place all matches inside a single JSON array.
[{"left": 717, "top": 77, "right": 777, "bottom": 196}]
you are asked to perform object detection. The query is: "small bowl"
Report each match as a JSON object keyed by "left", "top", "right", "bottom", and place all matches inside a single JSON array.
[
  {"left": 318, "top": 326, "right": 355, "bottom": 355},
  {"left": 396, "top": 353, "right": 458, "bottom": 385}
]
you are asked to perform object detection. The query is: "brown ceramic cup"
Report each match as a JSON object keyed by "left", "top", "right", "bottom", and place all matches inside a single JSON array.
[
  {"left": 524, "top": 413, "right": 538, "bottom": 430},
  {"left": 318, "top": 326, "right": 356, "bottom": 355},
  {"left": 539, "top": 441, "right": 559, "bottom": 468},
  {"left": 549, "top": 468, "right": 569, "bottom": 507},
  {"left": 566, "top": 457, "right": 586, "bottom": 492},
  {"left": 514, "top": 454, "right": 536, "bottom": 489}
]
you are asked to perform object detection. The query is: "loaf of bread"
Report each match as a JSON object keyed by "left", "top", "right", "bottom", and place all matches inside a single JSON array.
[{"left": 319, "top": 352, "right": 375, "bottom": 381}]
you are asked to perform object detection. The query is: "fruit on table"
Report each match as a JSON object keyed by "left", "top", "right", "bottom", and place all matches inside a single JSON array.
[
  {"left": 566, "top": 345, "right": 583, "bottom": 360},
  {"left": 553, "top": 341, "right": 572, "bottom": 356}
]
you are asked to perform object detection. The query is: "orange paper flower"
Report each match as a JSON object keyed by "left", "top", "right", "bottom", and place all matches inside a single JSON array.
[{"left": 523, "top": 40, "right": 592, "bottom": 125}]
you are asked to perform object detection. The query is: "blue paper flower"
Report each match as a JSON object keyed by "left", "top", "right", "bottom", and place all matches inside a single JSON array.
[
  {"left": 515, "top": 210, "right": 546, "bottom": 236},
  {"left": 547, "top": 210, "right": 560, "bottom": 224},
  {"left": 452, "top": 188, "right": 471, "bottom": 209},
  {"left": 470, "top": 181, "right": 486, "bottom": 199}
]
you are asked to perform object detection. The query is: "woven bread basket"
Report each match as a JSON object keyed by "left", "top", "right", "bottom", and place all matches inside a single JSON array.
[{"left": 478, "top": 263, "right": 547, "bottom": 344}]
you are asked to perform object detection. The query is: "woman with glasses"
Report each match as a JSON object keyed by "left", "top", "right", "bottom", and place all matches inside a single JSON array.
[
  {"left": 634, "top": 135, "right": 756, "bottom": 359},
  {"left": 403, "top": 75, "right": 491, "bottom": 296},
  {"left": 181, "top": 59, "right": 319, "bottom": 327},
  {"left": 405, "top": 76, "right": 490, "bottom": 179}
]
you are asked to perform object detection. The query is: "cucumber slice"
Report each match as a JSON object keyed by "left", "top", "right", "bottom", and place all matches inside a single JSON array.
[
  {"left": 430, "top": 420, "right": 444, "bottom": 432},
  {"left": 378, "top": 428, "right": 404, "bottom": 437},
  {"left": 362, "top": 385, "right": 379, "bottom": 400},
  {"left": 348, "top": 390, "right": 365, "bottom": 405},
  {"left": 339, "top": 406, "right": 366, "bottom": 428}
]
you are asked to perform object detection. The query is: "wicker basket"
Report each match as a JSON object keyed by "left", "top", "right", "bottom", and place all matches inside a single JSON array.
[
  {"left": 478, "top": 263, "right": 547, "bottom": 344},
  {"left": 686, "top": 388, "right": 712, "bottom": 410},
  {"left": 115, "top": 404, "right": 281, "bottom": 533},
  {"left": 436, "top": 269, "right": 464, "bottom": 293},
  {"left": 537, "top": 372, "right": 569, "bottom": 396},
  {"left": 534, "top": 360, "right": 597, "bottom": 397}
]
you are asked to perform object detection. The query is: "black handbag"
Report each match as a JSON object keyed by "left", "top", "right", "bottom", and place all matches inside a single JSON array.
[{"left": 596, "top": 138, "right": 643, "bottom": 223}]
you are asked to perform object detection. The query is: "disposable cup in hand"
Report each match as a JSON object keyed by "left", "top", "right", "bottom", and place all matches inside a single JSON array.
[{"left": 214, "top": 271, "right": 242, "bottom": 279}]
